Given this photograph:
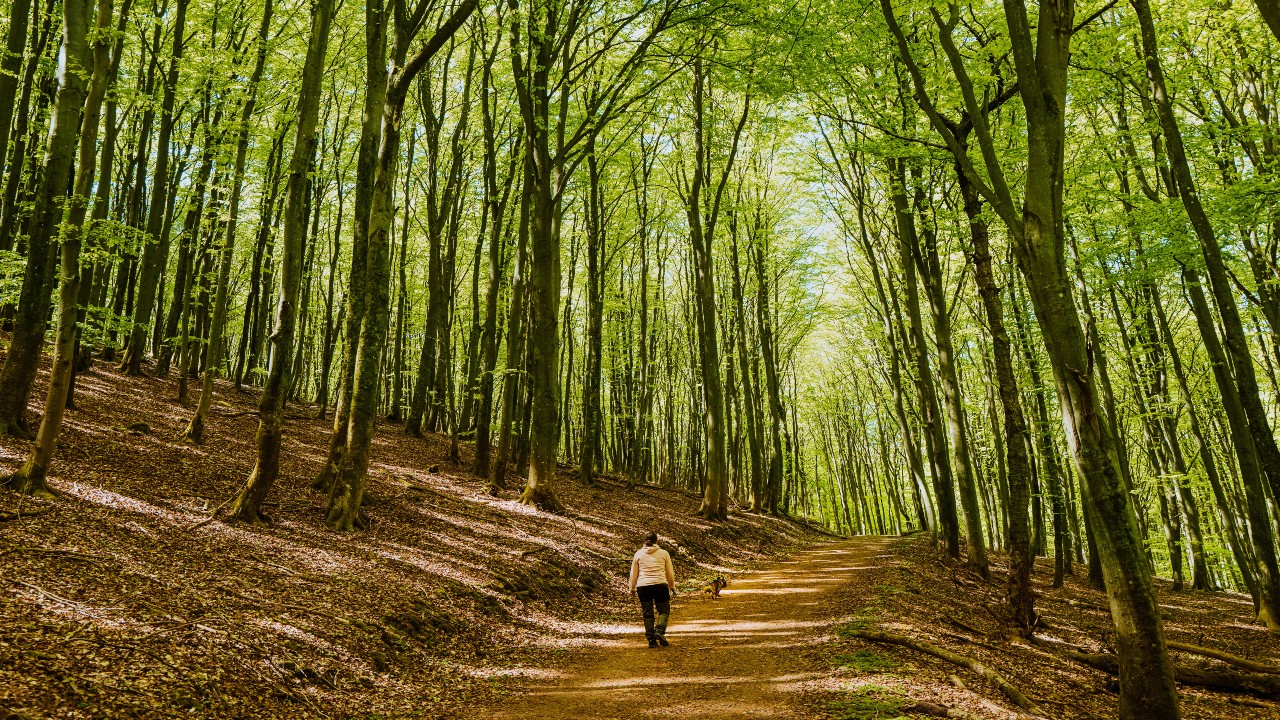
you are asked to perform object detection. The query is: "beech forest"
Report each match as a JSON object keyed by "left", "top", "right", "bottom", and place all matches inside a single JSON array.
[{"left": 3, "top": 0, "right": 1280, "bottom": 719}]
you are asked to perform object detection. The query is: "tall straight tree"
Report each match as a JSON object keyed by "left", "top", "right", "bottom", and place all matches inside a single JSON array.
[
  {"left": 679, "top": 55, "right": 748, "bottom": 520},
  {"left": 313, "top": 0, "right": 389, "bottom": 494},
  {"left": 323, "top": 0, "right": 479, "bottom": 532},
  {"left": 120, "top": 0, "right": 189, "bottom": 375},
  {"left": 227, "top": 0, "right": 337, "bottom": 523},
  {"left": 880, "top": 2, "right": 1180, "bottom": 715},
  {"left": 506, "top": 0, "right": 686, "bottom": 510},
  {"left": 183, "top": 0, "right": 274, "bottom": 443},
  {"left": 1, "top": 0, "right": 100, "bottom": 494}
]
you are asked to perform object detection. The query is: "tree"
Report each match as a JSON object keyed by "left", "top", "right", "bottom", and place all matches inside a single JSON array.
[{"left": 228, "top": 0, "right": 337, "bottom": 523}]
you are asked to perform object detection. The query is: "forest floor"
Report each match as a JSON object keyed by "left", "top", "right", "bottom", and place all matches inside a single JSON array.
[{"left": 1, "top": 355, "right": 1278, "bottom": 719}]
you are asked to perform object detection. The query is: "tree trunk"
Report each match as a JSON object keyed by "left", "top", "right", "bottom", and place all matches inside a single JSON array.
[
  {"left": 228, "top": 0, "right": 336, "bottom": 524},
  {"left": 889, "top": 162, "right": 959, "bottom": 557},
  {"left": 960, "top": 166, "right": 1035, "bottom": 627},
  {"left": 120, "top": 0, "right": 189, "bottom": 375},
  {"left": 2, "top": 0, "right": 98, "bottom": 494},
  {"left": 324, "top": 0, "right": 478, "bottom": 529},
  {"left": 917, "top": 216, "right": 989, "bottom": 577},
  {"left": 183, "top": 0, "right": 273, "bottom": 443},
  {"left": 312, "top": 0, "right": 385, "bottom": 493},
  {"left": 579, "top": 136, "right": 605, "bottom": 488}
]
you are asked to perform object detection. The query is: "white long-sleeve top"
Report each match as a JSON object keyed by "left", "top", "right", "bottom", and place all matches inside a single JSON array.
[{"left": 629, "top": 545, "right": 675, "bottom": 591}]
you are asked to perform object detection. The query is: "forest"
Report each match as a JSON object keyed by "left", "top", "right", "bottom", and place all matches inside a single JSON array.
[{"left": 3, "top": 0, "right": 1280, "bottom": 718}]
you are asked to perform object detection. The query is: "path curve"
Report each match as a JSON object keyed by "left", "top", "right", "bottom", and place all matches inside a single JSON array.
[{"left": 487, "top": 536, "right": 896, "bottom": 719}]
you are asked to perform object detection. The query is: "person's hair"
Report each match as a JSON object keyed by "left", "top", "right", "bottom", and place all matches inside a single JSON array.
[{"left": 644, "top": 531, "right": 658, "bottom": 546}]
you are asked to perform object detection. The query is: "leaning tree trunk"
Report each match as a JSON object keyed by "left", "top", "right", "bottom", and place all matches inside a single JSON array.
[
  {"left": 1181, "top": 267, "right": 1280, "bottom": 627},
  {"left": 0, "top": 0, "right": 33, "bottom": 171},
  {"left": 1133, "top": 0, "right": 1280, "bottom": 586},
  {"left": 1000, "top": 1, "right": 1181, "bottom": 715},
  {"left": 959, "top": 166, "right": 1035, "bottom": 628},
  {"left": 2, "top": 0, "right": 97, "bottom": 494},
  {"left": 888, "top": 163, "right": 960, "bottom": 557},
  {"left": 1155, "top": 287, "right": 1263, "bottom": 605},
  {"left": 227, "top": 0, "right": 335, "bottom": 523},
  {"left": 0, "top": 3, "right": 72, "bottom": 438}
]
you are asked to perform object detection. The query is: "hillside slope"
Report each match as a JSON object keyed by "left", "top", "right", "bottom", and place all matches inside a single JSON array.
[{"left": 0, "top": 359, "right": 819, "bottom": 719}]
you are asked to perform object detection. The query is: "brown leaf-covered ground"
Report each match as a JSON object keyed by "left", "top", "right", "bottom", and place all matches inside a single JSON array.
[
  {"left": 2, "top": 354, "right": 1278, "bottom": 719},
  {"left": 0, "top": 356, "right": 818, "bottom": 719},
  {"left": 801, "top": 538, "right": 1280, "bottom": 720}
]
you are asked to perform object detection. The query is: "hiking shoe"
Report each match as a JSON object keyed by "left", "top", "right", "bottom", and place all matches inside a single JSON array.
[
  {"left": 656, "top": 633, "right": 669, "bottom": 647},
  {"left": 648, "top": 638, "right": 658, "bottom": 648}
]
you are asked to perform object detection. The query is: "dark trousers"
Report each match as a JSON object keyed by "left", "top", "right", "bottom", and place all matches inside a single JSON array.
[{"left": 637, "top": 583, "right": 670, "bottom": 639}]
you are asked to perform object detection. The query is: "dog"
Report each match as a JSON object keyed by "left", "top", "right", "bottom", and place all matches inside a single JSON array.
[{"left": 700, "top": 575, "right": 728, "bottom": 599}]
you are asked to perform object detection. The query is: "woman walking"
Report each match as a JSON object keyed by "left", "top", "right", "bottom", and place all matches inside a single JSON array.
[{"left": 628, "top": 532, "right": 676, "bottom": 648}]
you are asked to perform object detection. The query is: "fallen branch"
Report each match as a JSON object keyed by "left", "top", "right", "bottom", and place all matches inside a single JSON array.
[
  {"left": 9, "top": 579, "right": 81, "bottom": 608},
  {"left": 183, "top": 496, "right": 233, "bottom": 531},
  {"left": 0, "top": 546, "right": 99, "bottom": 563},
  {"left": 0, "top": 507, "right": 52, "bottom": 522},
  {"left": 1066, "top": 651, "right": 1280, "bottom": 698},
  {"left": 1167, "top": 640, "right": 1280, "bottom": 675},
  {"left": 904, "top": 700, "right": 985, "bottom": 719},
  {"left": 849, "top": 629, "right": 1042, "bottom": 714},
  {"left": 214, "top": 409, "right": 311, "bottom": 421},
  {"left": 943, "top": 614, "right": 986, "bottom": 638}
]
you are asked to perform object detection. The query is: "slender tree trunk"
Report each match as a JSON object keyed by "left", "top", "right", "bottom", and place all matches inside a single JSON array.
[
  {"left": 184, "top": 0, "right": 273, "bottom": 442},
  {"left": 120, "top": 0, "right": 189, "bottom": 375},
  {"left": 228, "top": 0, "right": 336, "bottom": 523},
  {"left": 0, "top": 0, "right": 33, "bottom": 170},
  {"left": 579, "top": 137, "right": 605, "bottom": 487},
  {"left": 2, "top": 0, "right": 98, "bottom": 493},
  {"left": 312, "top": 0, "right": 385, "bottom": 493},
  {"left": 917, "top": 218, "right": 989, "bottom": 577},
  {"left": 889, "top": 162, "right": 959, "bottom": 556},
  {"left": 388, "top": 127, "right": 414, "bottom": 422},
  {"left": 960, "top": 167, "right": 1035, "bottom": 626}
]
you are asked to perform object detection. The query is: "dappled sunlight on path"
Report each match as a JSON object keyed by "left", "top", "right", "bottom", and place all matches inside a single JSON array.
[{"left": 485, "top": 537, "right": 895, "bottom": 719}]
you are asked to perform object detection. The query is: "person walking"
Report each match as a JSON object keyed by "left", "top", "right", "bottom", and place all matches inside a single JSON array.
[{"left": 628, "top": 531, "right": 676, "bottom": 648}]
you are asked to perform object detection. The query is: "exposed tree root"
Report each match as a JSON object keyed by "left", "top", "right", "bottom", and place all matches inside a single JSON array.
[
  {"left": 0, "top": 414, "right": 33, "bottom": 440},
  {"left": 1066, "top": 651, "right": 1280, "bottom": 698},
  {"left": 848, "top": 629, "right": 1043, "bottom": 715},
  {"left": 179, "top": 415, "right": 205, "bottom": 444},
  {"left": 1, "top": 469, "right": 58, "bottom": 499},
  {"left": 227, "top": 496, "right": 272, "bottom": 525},
  {"left": 519, "top": 485, "right": 565, "bottom": 514}
]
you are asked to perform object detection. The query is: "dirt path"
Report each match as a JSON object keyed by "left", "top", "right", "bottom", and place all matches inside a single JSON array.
[{"left": 487, "top": 536, "right": 895, "bottom": 719}]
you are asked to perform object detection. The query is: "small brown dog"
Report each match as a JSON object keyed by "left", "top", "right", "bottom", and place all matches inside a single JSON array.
[{"left": 701, "top": 575, "right": 728, "bottom": 599}]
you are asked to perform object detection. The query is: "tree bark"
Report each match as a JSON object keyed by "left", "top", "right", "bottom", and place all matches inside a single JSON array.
[
  {"left": 183, "top": 0, "right": 273, "bottom": 443},
  {"left": 120, "top": 0, "right": 189, "bottom": 375},
  {"left": 228, "top": 0, "right": 336, "bottom": 523},
  {"left": 2, "top": 0, "right": 98, "bottom": 494}
]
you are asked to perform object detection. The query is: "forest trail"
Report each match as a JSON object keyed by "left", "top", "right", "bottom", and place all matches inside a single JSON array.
[{"left": 486, "top": 536, "right": 894, "bottom": 719}]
